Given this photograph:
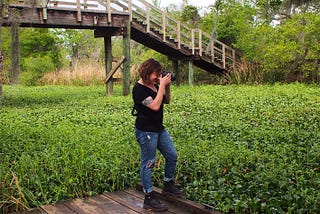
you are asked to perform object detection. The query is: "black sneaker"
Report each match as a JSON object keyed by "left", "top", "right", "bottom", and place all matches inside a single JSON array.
[
  {"left": 143, "top": 192, "right": 168, "bottom": 212},
  {"left": 162, "top": 180, "right": 185, "bottom": 197}
]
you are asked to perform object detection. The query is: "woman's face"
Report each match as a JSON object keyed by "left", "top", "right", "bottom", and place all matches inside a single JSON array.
[{"left": 148, "top": 71, "right": 161, "bottom": 85}]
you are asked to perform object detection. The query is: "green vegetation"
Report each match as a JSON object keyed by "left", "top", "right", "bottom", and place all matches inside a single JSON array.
[{"left": 1, "top": 84, "right": 319, "bottom": 213}]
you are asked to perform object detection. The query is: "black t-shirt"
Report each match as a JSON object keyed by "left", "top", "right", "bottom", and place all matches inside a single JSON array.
[{"left": 132, "top": 82, "right": 164, "bottom": 132}]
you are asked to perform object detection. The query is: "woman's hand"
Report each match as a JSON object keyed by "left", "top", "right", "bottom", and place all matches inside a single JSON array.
[{"left": 159, "top": 73, "right": 171, "bottom": 87}]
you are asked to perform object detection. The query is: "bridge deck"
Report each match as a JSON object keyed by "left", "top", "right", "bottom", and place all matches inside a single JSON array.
[{"left": 15, "top": 184, "right": 220, "bottom": 214}]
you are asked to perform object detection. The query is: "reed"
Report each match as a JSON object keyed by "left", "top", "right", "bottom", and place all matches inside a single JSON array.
[{"left": 39, "top": 62, "right": 107, "bottom": 86}]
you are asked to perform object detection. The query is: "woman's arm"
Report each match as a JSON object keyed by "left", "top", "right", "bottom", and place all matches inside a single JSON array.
[{"left": 144, "top": 74, "right": 171, "bottom": 111}]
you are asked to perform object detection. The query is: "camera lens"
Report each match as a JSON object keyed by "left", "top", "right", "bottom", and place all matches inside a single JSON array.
[{"left": 162, "top": 70, "right": 176, "bottom": 81}]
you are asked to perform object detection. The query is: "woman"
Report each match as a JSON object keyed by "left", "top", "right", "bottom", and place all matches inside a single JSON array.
[{"left": 132, "top": 58, "right": 185, "bottom": 212}]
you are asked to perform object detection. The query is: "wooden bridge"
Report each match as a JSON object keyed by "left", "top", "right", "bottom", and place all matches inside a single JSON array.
[
  {"left": 1, "top": 0, "right": 241, "bottom": 95},
  {"left": 15, "top": 183, "right": 221, "bottom": 214}
]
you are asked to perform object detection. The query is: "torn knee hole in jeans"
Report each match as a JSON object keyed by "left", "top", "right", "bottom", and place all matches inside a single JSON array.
[{"left": 147, "top": 160, "right": 154, "bottom": 168}]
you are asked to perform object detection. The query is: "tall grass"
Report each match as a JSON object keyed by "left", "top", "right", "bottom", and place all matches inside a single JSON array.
[
  {"left": 39, "top": 62, "right": 140, "bottom": 86},
  {"left": 39, "top": 62, "right": 106, "bottom": 86}
]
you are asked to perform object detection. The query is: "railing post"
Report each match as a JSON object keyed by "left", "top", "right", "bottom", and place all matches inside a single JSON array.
[
  {"left": 177, "top": 21, "right": 181, "bottom": 49},
  {"left": 146, "top": 3, "right": 150, "bottom": 33},
  {"left": 222, "top": 44, "right": 226, "bottom": 69},
  {"left": 76, "top": 0, "right": 82, "bottom": 22},
  {"left": 128, "top": 0, "right": 132, "bottom": 21},
  {"left": 106, "top": 0, "right": 111, "bottom": 23},
  {"left": 162, "top": 12, "right": 166, "bottom": 42},
  {"left": 199, "top": 29, "right": 202, "bottom": 56},
  {"left": 42, "top": 0, "right": 47, "bottom": 20},
  {"left": 232, "top": 49, "right": 236, "bottom": 71},
  {"left": 211, "top": 39, "right": 214, "bottom": 63},
  {"left": 191, "top": 29, "right": 195, "bottom": 55}
]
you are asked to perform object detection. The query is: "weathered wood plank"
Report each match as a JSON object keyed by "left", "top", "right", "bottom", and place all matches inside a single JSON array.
[
  {"left": 4, "top": 6, "right": 128, "bottom": 29},
  {"left": 41, "top": 202, "right": 76, "bottom": 214},
  {"left": 105, "top": 56, "right": 125, "bottom": 83},
  {"left": 124, "top": 189, "right": 193, "bottom": 214},
  {"left": 136, "top": 183, "right": 221, "bottom": 214},
  {"left": 61, "top": 194, "right": 137, "bottom": 214},
  {"left": 103, "top": 191, "right": 152, "bottom": 214}
]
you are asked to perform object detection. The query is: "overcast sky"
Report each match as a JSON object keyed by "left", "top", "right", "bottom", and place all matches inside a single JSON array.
[
  {"left": 159, "top": 0, "right": 212, "bottom": 7},
  {"left": 156, "top": 0, "right": 213, "bottom": 14}
]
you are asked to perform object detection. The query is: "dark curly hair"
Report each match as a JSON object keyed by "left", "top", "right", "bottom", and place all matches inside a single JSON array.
[{"left": 139, "top": 58, "right": 162, "bottom": 83}]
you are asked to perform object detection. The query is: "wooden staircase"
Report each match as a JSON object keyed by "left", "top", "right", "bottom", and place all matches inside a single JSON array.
[{"left": 1, "top": 0, "right": 241, "bottom": 75}]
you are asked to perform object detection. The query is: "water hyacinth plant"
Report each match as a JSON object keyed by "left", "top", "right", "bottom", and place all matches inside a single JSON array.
[{"left": 1, "top": 83, "right": 319, "bottom": 213}]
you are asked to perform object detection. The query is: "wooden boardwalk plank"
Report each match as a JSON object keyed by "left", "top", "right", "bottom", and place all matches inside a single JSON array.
[
  {"left": 136, "top": 183, "right": 221, "bottom": 214},
  {"left": 124, "top": 189, "right": 193, "bottom": 214},
  {"left": 103, "top": 191, "right": 152, "bottom": 214},
  {"left": 12, "top": 186, "right": 221, "bottom": 214},
  {"left": 61, "top": 194, "right": 138, "bottom": 214},
  {"left": 41, "top": 202, "right": 76, "bottom": 214}
]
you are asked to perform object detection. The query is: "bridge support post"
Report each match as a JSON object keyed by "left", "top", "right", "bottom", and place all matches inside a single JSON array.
[
  {"left": 188, "top": 61, "right": 193, "bottom": 85},
  {"left": 104, "top": 35, "right": 113, "bottom": 95},
  {"left": 171, "top": 59, "right": 179, "bottom": 85},
  {"left": 122, "top": 19, "right": 131, "bottom": 96}
]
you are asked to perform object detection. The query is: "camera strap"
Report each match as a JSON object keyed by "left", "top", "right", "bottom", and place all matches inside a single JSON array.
[{"left": 131, "top": 104, "right": 138, "bottom": 116}]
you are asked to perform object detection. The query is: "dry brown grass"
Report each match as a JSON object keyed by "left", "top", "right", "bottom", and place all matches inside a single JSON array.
[
  {"left": 39, "top": 62, "right": 107, "bottom": 86},
  {"left": 1, "top": 170, "right": 29, "bottom": 213},
  {"left": 39, "top": 62, "right": 140, "bottom": 86},
  {"left": 222, "top": 60, "right": 263, "bottom": 85}
]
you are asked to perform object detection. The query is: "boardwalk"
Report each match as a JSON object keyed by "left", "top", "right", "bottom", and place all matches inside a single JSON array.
[{"left": 16, "top": 184, "right": 221, "bottom": 214}]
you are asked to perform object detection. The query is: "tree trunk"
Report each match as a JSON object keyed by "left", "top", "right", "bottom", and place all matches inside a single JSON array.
[
  {"left": 72, "top": 46, "right": 79, "bottom": 71},
  {"left": 0, "top": 0, "right": 3, "bottom": 95}
]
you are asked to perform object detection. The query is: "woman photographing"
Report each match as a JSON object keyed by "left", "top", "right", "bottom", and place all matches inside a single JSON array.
[{"left": 132, "top": 58, "right": 185, "bottom": 212}]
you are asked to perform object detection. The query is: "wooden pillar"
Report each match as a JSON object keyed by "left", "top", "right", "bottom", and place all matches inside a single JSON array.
[
  {"left": 188, "top": 60, "right": 193, "bottom": 85},
  {"left": 172, "top": 59, "right": 179, "bottom": 85},
  {"left": 122, "top": 19, "right": 131, "bottom": 96},
  {"left": 232, "top": 49, "right": 236, "bottom": 72},
  {"left": 104, "top": 35, "right": 113, "bottom": 95},
  {"left": 10, "top": 24, "right": 19, "bottom": 84},
  {"left": 222, "top": 44, "right": 226, "bottom": 69}
]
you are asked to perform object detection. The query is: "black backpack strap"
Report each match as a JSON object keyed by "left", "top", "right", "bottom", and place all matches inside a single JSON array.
[{"left": 131, "top": 103, "right": 138, "bottom": 116}]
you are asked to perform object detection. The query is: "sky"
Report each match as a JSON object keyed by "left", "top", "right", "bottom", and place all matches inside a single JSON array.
[
  {"left": 159, "top": 0, "right": 212, "bottom": 7},
  {"left": 157, "top": 0, "right": 213, "bottom": 14}
]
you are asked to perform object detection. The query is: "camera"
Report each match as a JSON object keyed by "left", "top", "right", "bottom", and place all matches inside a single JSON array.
[{"left": 162, "top": 70, "right": 176, "bottom": 81}]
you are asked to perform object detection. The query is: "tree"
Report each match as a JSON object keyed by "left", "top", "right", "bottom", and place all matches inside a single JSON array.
[
  {"left": 262, "top": 13, "right": 320, "bottom": 82},
  {"left": 53, "top": 29, "right": 103, "bottom": 71},
  {"left": 201, "top": 0, "right": 255, "bottom": 46},
  {"left": 280, "top": 0, "right": 319, "bottom": 16},
  {"left": 17, "top": 28, "right": 63, "bottom": 85},
  {"left": 181, "top": 5, "right": 201, "bottom": 28}
]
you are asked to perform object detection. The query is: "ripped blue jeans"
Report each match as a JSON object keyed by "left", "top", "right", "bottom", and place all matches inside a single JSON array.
[{"left": 135, "top": 128, "right": 178, "bottom": 194}]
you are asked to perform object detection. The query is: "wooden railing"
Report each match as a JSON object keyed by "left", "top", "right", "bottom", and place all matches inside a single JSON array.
[{"left": 7, "top": 0, "right": 241, "bottom": 71}]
